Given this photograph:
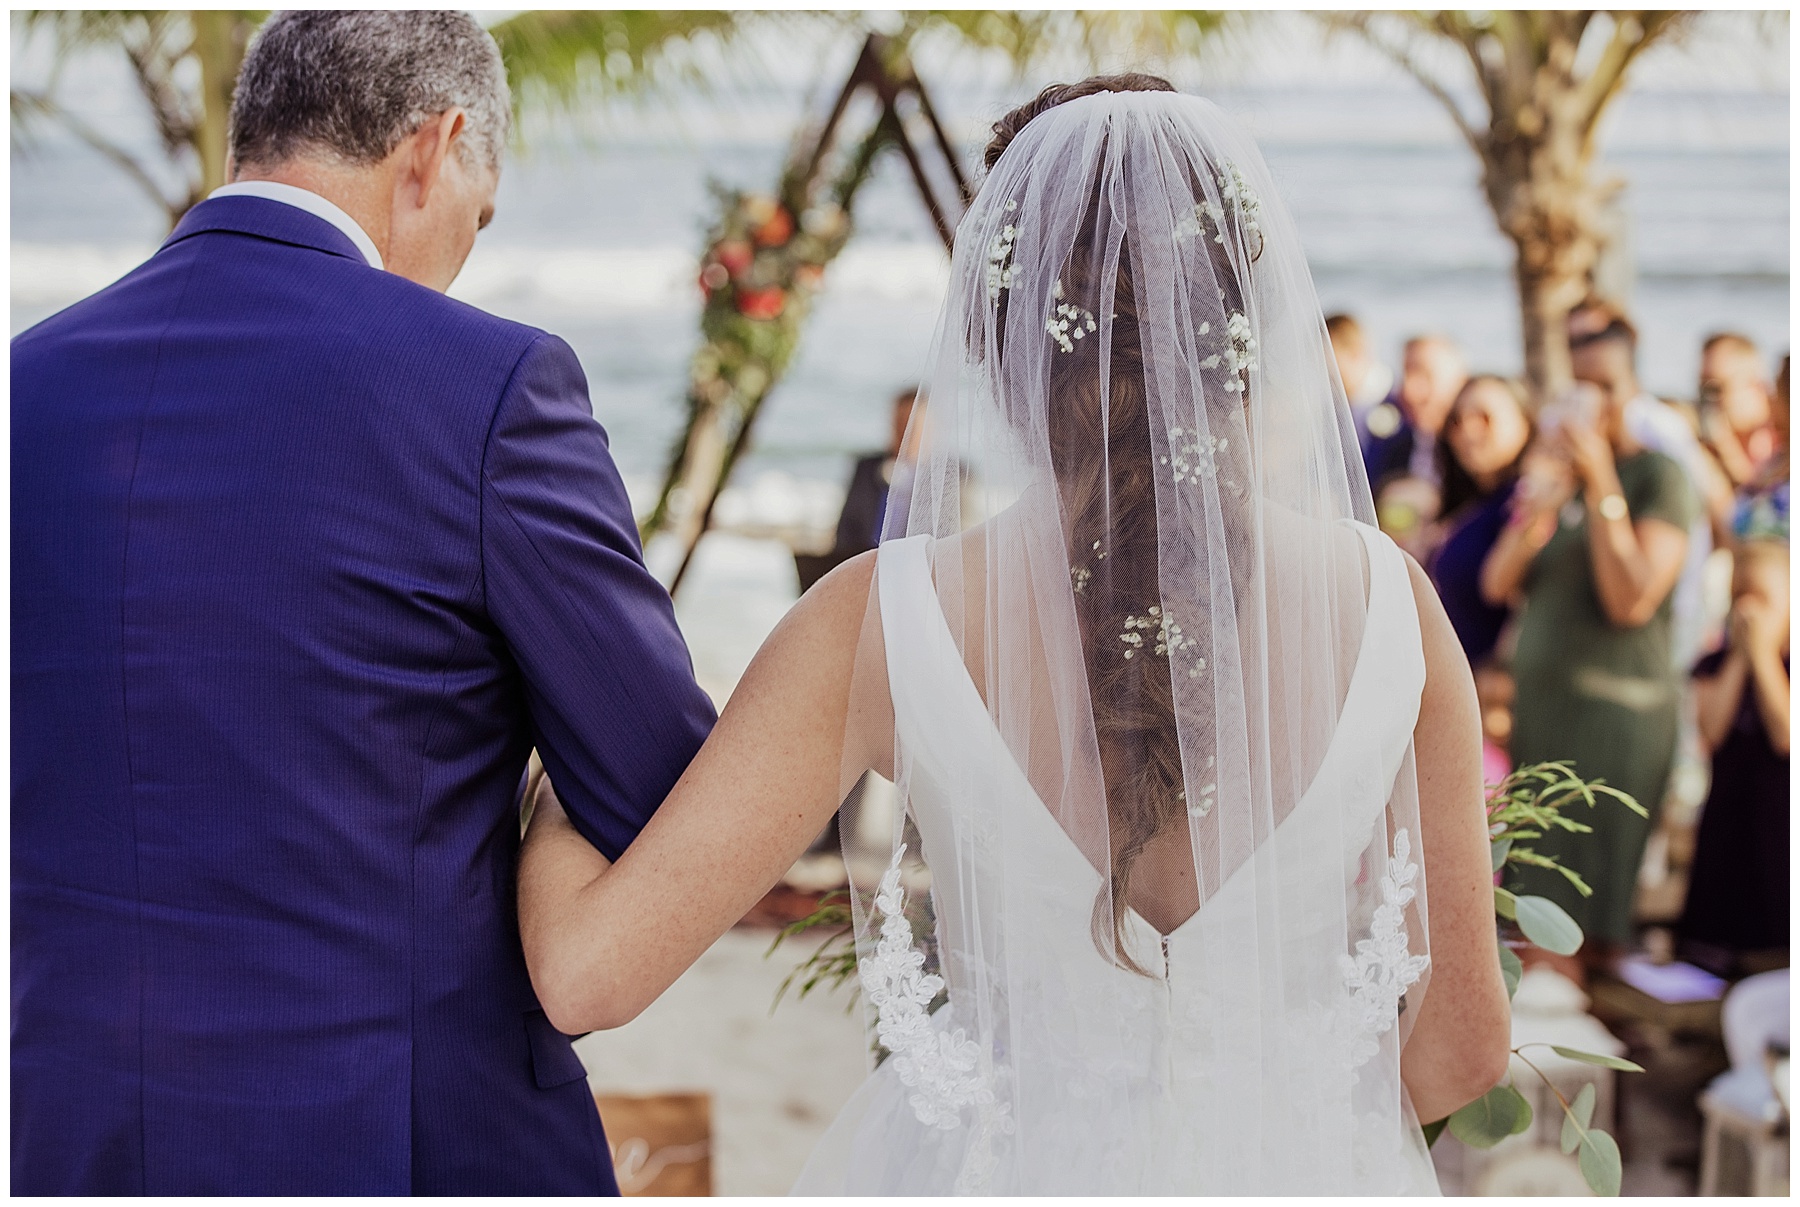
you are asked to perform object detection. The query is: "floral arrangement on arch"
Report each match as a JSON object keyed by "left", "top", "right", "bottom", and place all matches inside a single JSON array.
[
  {"left": 639, "top": 185, "right": 852, "bottom": 541},
  {"left": 687, "top": 187, "right": 850, "bottom": 420}
]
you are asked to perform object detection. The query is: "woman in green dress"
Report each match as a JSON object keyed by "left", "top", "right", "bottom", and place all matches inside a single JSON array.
[{"left": 1481, "top": 325, "right": 1697, "bottom": 972}]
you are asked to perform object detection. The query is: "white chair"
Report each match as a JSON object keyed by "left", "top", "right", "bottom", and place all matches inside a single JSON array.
[
  {"left": 1698, "top": 1076, "right": 1788, "bottom": 1196},
  {"left": 1697, "top": 970, "right": 1790, "bottom": 1196}
]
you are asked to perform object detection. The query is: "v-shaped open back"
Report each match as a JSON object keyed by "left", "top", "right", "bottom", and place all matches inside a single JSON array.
[
  {"left": 876, "top": 520, "right": 1422, "bottom": 942},
  {"left": 799, "top": 520, "right": 1436, "bottom": 1195}
]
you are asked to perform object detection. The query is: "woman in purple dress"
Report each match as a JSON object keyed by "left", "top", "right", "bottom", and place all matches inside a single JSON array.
[{"left": 1429, "top": 375, "right": 1534, "bottom": 665}]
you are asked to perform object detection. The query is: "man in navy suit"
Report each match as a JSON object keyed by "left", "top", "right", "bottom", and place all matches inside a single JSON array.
[
  {"left": 12, "top": 12, "right": 715, "bottom": 1194},
  {"left": 1360, "top": 333, "right": 1468, "bottom": 492}
]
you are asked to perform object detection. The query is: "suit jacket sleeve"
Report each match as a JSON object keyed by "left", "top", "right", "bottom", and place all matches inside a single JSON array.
[{"left": 481, "top": 333, "right": 717, "bottom": 861}]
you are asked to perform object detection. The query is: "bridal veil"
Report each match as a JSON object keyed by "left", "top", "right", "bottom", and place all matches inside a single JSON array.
[{"left": 822, "top": 88, "right": 1436, "bottom": 1193}]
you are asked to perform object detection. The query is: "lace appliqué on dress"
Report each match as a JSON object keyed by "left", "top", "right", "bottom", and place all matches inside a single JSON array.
[
  {"left": 1339, "top": 827, "right": 1430, "bottom": 1069},
  {"left": 862, "top": 844, "right": 1007, "bottom": 1137}
]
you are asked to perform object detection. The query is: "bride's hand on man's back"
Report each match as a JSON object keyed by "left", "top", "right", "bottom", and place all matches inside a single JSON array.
[{"left": 518, "top": 552, "right": 881, "bottom": 1035}]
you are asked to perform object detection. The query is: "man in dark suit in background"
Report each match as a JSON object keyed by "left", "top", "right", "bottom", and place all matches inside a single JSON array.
[
  {"left": 1361, "top": 333, "right": 1468, "bottom": 491},
  {"left": 796, "top": 385, "right": 918, "bottom": 591},
  {"left": 12, "top": 11, "right": 714, "bottom": 1195}
]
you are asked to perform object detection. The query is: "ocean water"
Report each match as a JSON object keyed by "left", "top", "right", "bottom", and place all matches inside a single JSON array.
[
  {"left": 13, "top": 84, "right": 1787, "bottom": 482},
  {"left": 11, "top": 51, "right": 1788, "bottom": 693}
]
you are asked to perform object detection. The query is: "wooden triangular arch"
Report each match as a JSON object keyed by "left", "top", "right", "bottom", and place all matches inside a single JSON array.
[{"left": 645, "top": 33, "right": 971, "bottom": 594}]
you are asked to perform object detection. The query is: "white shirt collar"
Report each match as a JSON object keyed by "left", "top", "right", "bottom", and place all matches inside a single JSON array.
[{"left": 209, "top": 180, "right": 384, "bottom": 270}]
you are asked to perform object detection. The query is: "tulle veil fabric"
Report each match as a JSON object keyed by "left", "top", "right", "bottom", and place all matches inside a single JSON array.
[{"left": 805, "top": 89, "right": 1437, "bottom": 1195}]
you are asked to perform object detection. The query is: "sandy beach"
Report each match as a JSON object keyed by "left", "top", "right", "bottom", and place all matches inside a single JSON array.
[{"left": 575, "top": 928, "right": 869, "bottom": 1195}]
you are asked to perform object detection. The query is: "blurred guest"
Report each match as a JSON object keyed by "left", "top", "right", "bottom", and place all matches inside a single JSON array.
[
  {"left": 1568, "top": 308, "right": 1721, "bottom": 667},
  {"left": 1362, "top": 334, "right": 1467, "bottom": 491},
  {"left": 1731, "top": 354, "right": 1790, "bottom": 545},
  {"left": 797, "top": 386, "right": 918, "bottom": 591},
  {"left": 1699, "top": 333, "right": 1777, "bottom": 489},
  {"left": 1430, "top": 375, "right": 1534, "bottom": 665},
  {"left": 836, "top": 386, "right": 919, "bottom": 554},
  {"left": 1678, "top": 540, "right": 1790, "bottom": 976},
  {"left": 1482, "top": 334, "right": 1698, "bottom": 964},
  {"left": 1565, "top": 295, "right": 1614, "bottom": 343},
  {"left": 1326, "top": 312, "right": 1392, "bottom": 437}
]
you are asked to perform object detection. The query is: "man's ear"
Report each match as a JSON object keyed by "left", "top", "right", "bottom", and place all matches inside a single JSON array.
[{"left": 408, "top": 108, "right": 467, "bottom": 211}]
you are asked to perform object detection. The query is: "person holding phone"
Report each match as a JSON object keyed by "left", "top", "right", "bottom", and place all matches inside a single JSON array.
[
  {"left": 1480, "top": 319, "right": 1697, "bottom": 980},
  {"left": 1698, "top": 333, "right": 1777, "bottom": 491}
]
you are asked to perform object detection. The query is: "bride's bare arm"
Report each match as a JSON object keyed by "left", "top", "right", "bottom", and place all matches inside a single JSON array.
[
  {"left": 1397, "top": 556, "right": 1513, "bottom": 1124},
  {"left": 519, "top": 553, "right": 880, "bottom": 1034}
]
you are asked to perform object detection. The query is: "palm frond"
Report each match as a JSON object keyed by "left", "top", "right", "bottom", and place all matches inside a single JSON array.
[
  {"left": 12, "top": 9, "right": 264, "bottom": 223},
  {"left": 9, "top": 87, "right": 58, "bottom": 152},
  {"left": 907, "top": 10, "right": 1063, "bottom": 64},
  {"left": 491, "top": 9, "right": 758, "bottom": 111},
  {"left": 907, "top": 9, "right": 1232, "bottom": 78},
  {"left": 14, "top": 9, "right": 148, "bottom": 47}
]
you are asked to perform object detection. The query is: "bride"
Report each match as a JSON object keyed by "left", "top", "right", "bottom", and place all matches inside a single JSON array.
[{"left": 520, "top": 76, "right": 1510, "bottom": 1194}]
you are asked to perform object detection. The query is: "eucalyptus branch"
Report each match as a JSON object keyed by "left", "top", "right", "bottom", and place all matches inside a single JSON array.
[
  {"left": 1445, "top": 1035, "right": 1636, "bottom": 1193},
  {"left": 1514, "top": 1041, "right": 1644, "bottom": 1075},
  {"left": 1511, "top": 1048, "right": 1568, "bottom": 1111},
  {"left": 1505, "top": 848, "right": 1593, "bottom": 896},
  {"left": 1440, "top": 764, "right": 1646, "bottom": 1192}
]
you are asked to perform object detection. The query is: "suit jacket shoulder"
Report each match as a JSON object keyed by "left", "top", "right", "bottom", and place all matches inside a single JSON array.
[{"left": 9, "top": 196, "right": 706, "bottom": 1195}]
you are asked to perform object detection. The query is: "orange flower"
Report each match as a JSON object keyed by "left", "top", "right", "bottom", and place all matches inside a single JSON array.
[
  {"left": 737, "top": 287, "right": 786, "bottom": 320},
  {"left": 751, "top": 206, "right": 794, "bottom": 248}
]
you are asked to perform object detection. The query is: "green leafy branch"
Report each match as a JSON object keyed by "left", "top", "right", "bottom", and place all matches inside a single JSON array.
[
  {"left": 1427, "top": 761, "right": 1649, "bottom": 1195},
  {"left": 1486, "top": 760, "right": 1646, "bottom": 958},
  {"left": 766, "top": 890, "right": 859, "bottom": 1012}
]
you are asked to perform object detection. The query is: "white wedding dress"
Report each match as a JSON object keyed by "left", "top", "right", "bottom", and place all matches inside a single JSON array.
[
  {"left": 796, "top": 526, "right": 1439, "bottom": 1195},
  {"left": 799, "top": 88, "right": 1443, "bottom": 1194}
]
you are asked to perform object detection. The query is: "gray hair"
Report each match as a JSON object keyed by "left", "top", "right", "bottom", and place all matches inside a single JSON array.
[{"left": 229, "top": 10, "right": 510, "bottom": 174}]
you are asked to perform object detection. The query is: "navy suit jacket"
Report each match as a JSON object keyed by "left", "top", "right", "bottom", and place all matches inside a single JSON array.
[
  {"left": 12, "top": 196, "right": 717, "bottom": 1194},
  {"left": 1361, "top": 400, "right": 1419, "bottom": 489}
]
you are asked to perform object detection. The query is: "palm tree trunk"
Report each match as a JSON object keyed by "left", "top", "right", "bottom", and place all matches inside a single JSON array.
[
  {"left": 1485, "top": 136, "right": 1598, "bottom": 403},
  {"left": 190, "top": 10, "right": 245, "bottom": 198},
  {"left": 1343, "top": 12, "right": 1686, "bottom": 409},
  {"left": 1514, "top": 256, "right": 1580, "bottom": 406}
]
